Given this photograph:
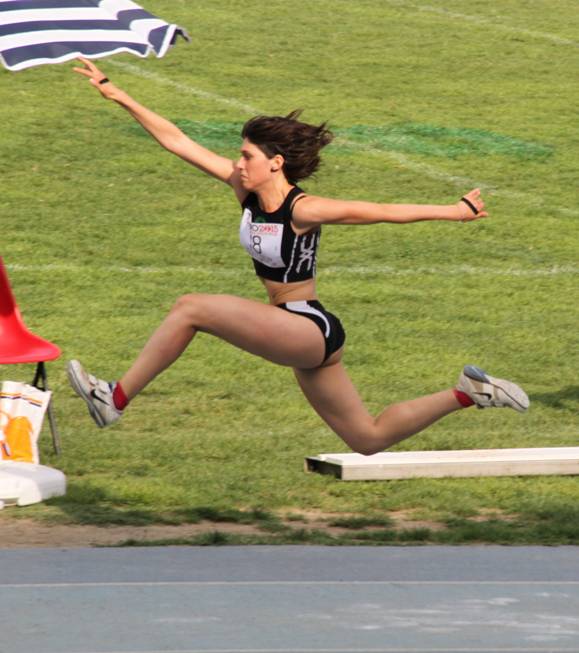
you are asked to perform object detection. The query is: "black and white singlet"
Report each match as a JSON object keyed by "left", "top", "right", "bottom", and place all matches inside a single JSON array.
[
  {"left": 239, "top": 186, "right": 320, "bottom": 283},
  {"left": 239, "top": 186, "right": 346, "bottom": 362}
]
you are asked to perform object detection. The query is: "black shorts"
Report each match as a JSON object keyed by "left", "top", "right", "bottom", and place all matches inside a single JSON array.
[{"left": 277, "top": 299, "right": 346, "bottom": 362}]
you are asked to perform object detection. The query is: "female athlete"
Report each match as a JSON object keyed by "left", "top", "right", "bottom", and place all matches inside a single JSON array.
[{"left": 68, "top": 58, "right": 529, "bottom": 455}]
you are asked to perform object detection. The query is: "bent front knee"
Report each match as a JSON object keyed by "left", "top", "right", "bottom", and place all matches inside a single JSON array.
[
  {"left": 171, "top": 293, "right": 207, "bottom": 327},
  {"left": 351, "top": 442, "right": 384, "bottom": 457},
  {"left": 345, "top": 426, "right": 386, "bottom": 456}
]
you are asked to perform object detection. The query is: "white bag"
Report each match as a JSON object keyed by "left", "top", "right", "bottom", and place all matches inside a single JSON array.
[{"left": 0, "top": 381, "right": 51, "bottom": 464}]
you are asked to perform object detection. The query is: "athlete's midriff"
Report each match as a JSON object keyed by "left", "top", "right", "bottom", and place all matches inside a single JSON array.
[{"left": 260, "top": 276, "right": 318, "bottom": 306}]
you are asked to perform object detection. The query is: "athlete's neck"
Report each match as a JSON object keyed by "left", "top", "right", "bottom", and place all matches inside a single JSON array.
[{"left": 256, "top": 178, "right": 294, "bottom": 213}]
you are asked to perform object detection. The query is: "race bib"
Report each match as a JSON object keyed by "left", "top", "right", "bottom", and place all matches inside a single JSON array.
[{"left": 239, "top": 208, "right": 285, "bottom": 268}]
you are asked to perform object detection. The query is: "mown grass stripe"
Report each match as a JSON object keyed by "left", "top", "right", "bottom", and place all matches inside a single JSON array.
[
  {"left": 169, "top": 120, "right": 553, "bottom": 161},
  {"left": 334, "top": 124, "right": 552, "bottom": 160},
  {"left": 109, "top": 64, "right": 577, "bottom": 218}
]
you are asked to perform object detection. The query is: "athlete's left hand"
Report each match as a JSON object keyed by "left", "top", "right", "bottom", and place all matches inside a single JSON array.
[
  {"left": 73, "top": 57, "right": 117, "bottom": 100},
  {"left": 456, "top": 188, "right": 488, "bottom": 221}
]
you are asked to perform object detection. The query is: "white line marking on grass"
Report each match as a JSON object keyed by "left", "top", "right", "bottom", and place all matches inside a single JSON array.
[
  {"left": 7, "top": 264, "right": 579, "bottom": 277},
  {"left": 109, "top": 62, "right": 578, "bottom": 217},
  {"left": 108, "top": 61, "right": 261, "bottom": 114},
  {"left": 339, "top": 141, "right": 579, "bottom": 218},
  {"left": 386, "top": 1, "right": 579, "bottom": 48},
  {"left": 323, "top": 264, "right": 579, "bottom": 277}
]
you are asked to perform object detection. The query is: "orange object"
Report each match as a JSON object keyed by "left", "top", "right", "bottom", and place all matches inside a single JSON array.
[{"left": 0, "top": 409, "right": 34, "bottom": 462}]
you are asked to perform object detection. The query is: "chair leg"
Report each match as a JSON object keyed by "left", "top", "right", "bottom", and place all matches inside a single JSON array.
[{"left": 32, "top": 362, "right": 62, "bottom": 456}]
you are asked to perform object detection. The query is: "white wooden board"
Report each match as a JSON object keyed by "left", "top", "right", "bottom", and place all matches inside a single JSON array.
[{"left": 305, "top": 447, "right": 579, "bottom": 480}]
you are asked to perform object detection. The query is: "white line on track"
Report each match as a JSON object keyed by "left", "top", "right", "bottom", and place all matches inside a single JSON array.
[
  {"left": 77, "top": 649, "right": 579, "bottom": 653},
  {"left": 385, "top": 0, "right": 579, "bottom": 48},
  {"left": 4, "top": 580, "right": 579, "bottom": 588},
  {"left": 108, "top": 62, "right": 579, "bottom": 218},
  {"left": 6, "top": 263, "right": 579, "bottom": 277}
]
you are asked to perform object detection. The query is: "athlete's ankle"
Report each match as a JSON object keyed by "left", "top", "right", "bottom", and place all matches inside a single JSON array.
[
  {"left": 453, "top": 388, "right": 475, "bottom": 408},
  {"left": 112, "top": 381, "right": 129, "bottom": 411}
]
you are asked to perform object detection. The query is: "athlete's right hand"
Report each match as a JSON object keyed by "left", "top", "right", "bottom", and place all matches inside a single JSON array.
[{"left": 73, "top": 57, "right": 116, "bottom": 99}]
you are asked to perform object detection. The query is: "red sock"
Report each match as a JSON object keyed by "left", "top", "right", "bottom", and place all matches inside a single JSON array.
[
  {"left": 453, "top": 388, "right": 475, "bottom": 408},
  {"left": 112, "top": 382, "right": 129, "bottom": 411}
]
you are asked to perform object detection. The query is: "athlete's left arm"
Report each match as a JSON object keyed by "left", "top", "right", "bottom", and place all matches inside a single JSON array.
[{"left": 291, "top": 188, "right": 488, "bottom": 228}]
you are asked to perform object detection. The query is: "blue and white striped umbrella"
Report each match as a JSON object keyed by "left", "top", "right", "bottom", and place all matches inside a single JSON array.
[{"left": 0, "top": 0, "right": 189, "bottom": 71}]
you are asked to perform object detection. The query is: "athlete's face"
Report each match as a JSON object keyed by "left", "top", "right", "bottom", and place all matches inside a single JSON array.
[{"left": 236, "top": 138, "right": 284, "bottom": 190}]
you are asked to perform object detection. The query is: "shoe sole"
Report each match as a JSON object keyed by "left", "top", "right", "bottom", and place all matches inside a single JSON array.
[
  {"left": 464, "top": 365, "right": 530, "bottom": 413},
  {"left": 67, "top": 360, "right": 106, "bottom": 428}
]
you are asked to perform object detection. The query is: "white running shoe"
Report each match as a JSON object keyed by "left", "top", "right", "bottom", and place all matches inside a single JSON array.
[
  {"left": 67, "top": 360, "right": 123, "bottom": 427},
  {"left": 457, "top": 365, "right": 530, "bottom": 413}
]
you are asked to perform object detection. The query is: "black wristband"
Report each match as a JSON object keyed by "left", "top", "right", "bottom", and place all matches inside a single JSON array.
[
  {"left": 98, "top": 77, "right": 110, "bottom": 85},
  {"left": 460, "top": 196, "right": 479, "bottom": 216}
]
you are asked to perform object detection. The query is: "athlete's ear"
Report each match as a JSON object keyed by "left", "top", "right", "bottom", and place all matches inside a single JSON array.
[{"left": 270, "top": 153, "right": 284, "bottom": 172}]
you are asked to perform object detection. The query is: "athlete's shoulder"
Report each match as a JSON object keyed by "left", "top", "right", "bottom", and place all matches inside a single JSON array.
[
  {"left": 287, "top": 185, "right": 309, "bottom": 218},
  {"left": 289, "top": 184, "right": 306, "bottom": 200}
]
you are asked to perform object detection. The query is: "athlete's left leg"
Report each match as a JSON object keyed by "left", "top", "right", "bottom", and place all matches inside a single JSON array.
[
  {"left": 118, "top": 293, "right": 326, "bottom": 399},
  {"left": 67, "top": 293, "right": 329, "bottom": 427}
]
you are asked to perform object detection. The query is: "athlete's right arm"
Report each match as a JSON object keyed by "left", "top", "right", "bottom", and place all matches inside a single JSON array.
[{"left": 73, "top": 58, "right": 243, "bottom": 192}]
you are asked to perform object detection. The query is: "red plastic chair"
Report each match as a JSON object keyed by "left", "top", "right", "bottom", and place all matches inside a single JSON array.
[{"left": 0, "top": 257, "right": 61, "bottom": 454}]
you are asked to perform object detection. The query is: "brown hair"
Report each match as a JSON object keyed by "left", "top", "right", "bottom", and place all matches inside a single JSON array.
[{"left": 241, "top": 110, "right": 333, "bottom": 184}]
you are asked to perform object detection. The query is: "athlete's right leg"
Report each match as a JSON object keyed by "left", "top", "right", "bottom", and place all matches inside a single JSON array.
[
  {"left": 294, "top": 361, "right": 461, "bottom": 455},
  {"left": 294, "top": 361, "right": 529, "bottom": 455},
  {"left": 68, "top": 293, "right": 329, "bottom": 426}
]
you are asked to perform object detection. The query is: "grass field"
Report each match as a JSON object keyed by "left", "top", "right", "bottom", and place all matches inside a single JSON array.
[{"left": 1, "top": 0, "right": 578, "bottom": 544}]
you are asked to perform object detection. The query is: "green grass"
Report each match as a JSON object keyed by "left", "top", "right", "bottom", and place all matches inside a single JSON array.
[{"left": 1, "top": 0, "right": 578, "bottom": 544}]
